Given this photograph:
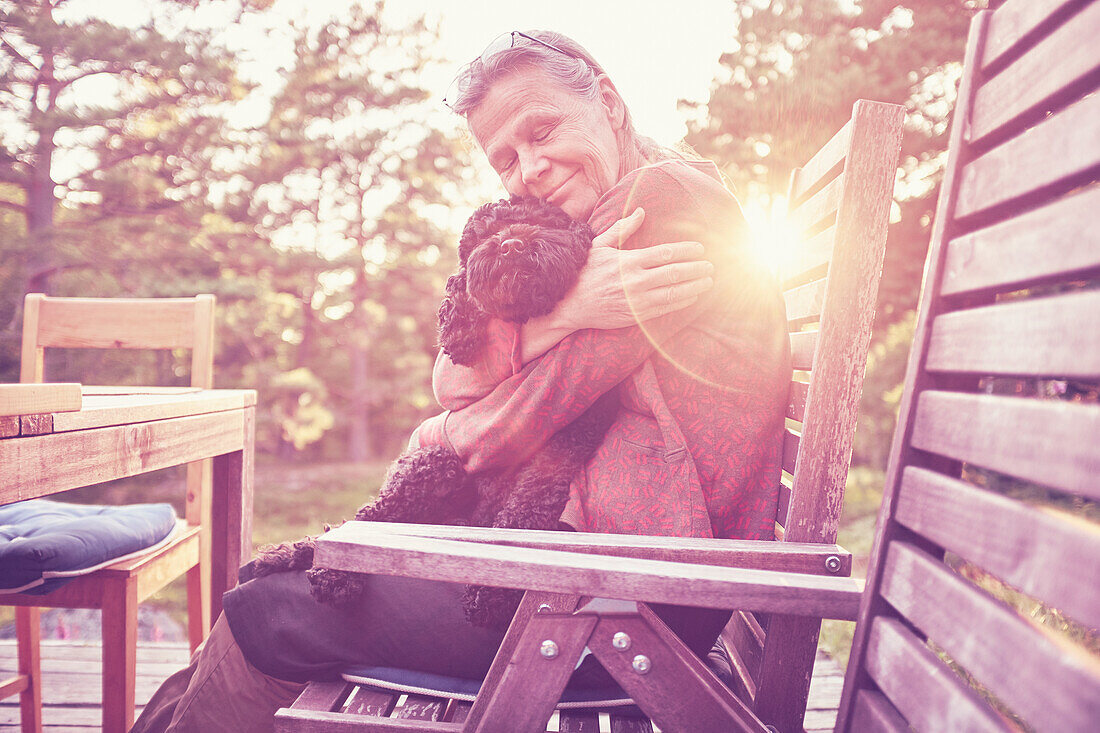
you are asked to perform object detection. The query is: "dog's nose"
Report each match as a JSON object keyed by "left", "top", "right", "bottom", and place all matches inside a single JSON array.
[{"left": 499, "top": 238, "right": 525, "bottom": 256}]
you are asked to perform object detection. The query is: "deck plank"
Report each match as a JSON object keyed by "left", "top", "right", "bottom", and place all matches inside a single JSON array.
[{"left": 0, "top": 640, "right": 846, "bottom": 730}]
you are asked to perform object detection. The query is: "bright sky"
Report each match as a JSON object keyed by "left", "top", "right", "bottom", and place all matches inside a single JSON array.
[{"left": 63, "top": 0, "right": 739, "bottom": 146}]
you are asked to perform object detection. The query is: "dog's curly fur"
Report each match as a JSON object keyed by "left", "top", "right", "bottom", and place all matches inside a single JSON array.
[{"left": 252, "top": 196, "right": 614, "bottom": 629}]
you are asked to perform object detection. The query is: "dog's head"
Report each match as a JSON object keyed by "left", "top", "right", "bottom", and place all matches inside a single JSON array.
[{"left": 458, "top": 196, "right": 593, "bottom": 322}]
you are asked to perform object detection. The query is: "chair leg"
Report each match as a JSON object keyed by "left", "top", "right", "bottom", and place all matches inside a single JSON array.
[
  {"left": 102, "top": 577, "right": 138, "bottom": 733},
  {"left": 15, "top": 607, "right": 43, "bottom": 733},
  {"left": 186, "top": 557, "right": 210, "bottom": 652}
]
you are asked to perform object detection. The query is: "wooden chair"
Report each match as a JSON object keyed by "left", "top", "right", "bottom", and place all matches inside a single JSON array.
[
  {"left": 1, "top": 294, "right": 216, "bottom": 733},
  {"left": 836, "top": 0, "right": 1100, "bottom": 728},
  {"left": 272, "top": 99, "right": 903, "bottom": 732},
  {"left": 290, "top": 0, "right": 1100, "bottom": 729}
]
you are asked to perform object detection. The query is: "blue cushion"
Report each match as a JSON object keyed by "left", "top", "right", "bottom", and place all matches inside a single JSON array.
[{"left": 0, "top": 499, "right": 178, "bottom": 594}]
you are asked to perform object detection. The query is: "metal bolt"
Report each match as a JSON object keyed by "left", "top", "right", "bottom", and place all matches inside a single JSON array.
[
  {"left": 537, "top": 603, "right": 552, "bottom": 613},
  {"left": 540, "top": 640, "right": 559, "bottom": 659},
  {"left": 825, "top": 555, "right": 842, "bottom": 573},
  {"left": 612, "top": 632, "right": 632, "bottom": 651},
  {"left": 632, "top": 654, "right": 652, "bottom": 674}
]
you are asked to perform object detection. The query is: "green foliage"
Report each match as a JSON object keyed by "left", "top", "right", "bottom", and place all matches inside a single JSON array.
[{"left": 686, "top": 0, "right": 984, "bottom": 324}]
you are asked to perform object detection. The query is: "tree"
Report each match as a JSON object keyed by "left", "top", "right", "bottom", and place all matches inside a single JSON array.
[
  {"left": 686, "top": 0, "right": 984, "bottom": 321},
  {"left": 0, "top": 0, "right": 245, "bottom": 303},
  {"left": 220, "top": 2, "right": 473, "bottom": 459}
]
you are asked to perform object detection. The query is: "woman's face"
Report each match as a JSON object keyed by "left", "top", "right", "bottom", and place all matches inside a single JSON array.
[{"left": 468, "top": 66, "right": 624, "bottom": 221}]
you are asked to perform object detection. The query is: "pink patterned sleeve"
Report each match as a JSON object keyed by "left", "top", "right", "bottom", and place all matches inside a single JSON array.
[
  {"left": 419, "top": 162, "right": 752, "bottom": 473},
  {"left": 432, "top": 318, "right": 520, "bottom": 411}
]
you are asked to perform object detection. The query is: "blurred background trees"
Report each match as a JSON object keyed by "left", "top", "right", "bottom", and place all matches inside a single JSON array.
[{"left": 1, "top": 0, "right": 983, "bottom": 467}]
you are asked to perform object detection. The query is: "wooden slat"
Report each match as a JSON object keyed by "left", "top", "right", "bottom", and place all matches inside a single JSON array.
[
  {"left": 0, "top": 409, "right": 247, "bottom": 502},
  {"left": 781, "top": 428, "right": 800, "bottom": 475},
  {"left": 881, "top": 542, "right": 1100, "bottom": 731},
  {"left": 863, "top": 617, "right": 1006, "bottom": 732},
  {"left": 786, "top": 379, "right": 809, "bottom": 422},
  {"left": 781, "top": 226, "right": 836, "bottom": 287},
  {"left": 275, "top": 708, "right": 461, "bottom": 731},
  {"left": 971, "top": 0, "right": 1100, "bottom": 144},
  {"left": 788, "top": 176, "right": 842, "bottom": 237},
  {"left": 926, "top": 289, "right": 1100, "bottom": 379},
  {"left": 609, "top": 712, "right": 655, "bottom": 732},
  {"left": 365, "top": 522, "right": 850, "bottom": 576},
  {"left": 18, "top": 413, "right": 52, "bottom": 436},
  {"left": 721, "top": 611, "right": 766, "bottom": 686},
  {"left": 940, "top": 185, "right": 1100, "bottom": 296},
  {"left": 911, "top": 390, "right": 1100, "bottom": 499},
  {"left": 342, "top": 685, "right": 399, "bottom": 716},
  {"left": 981, "top": 0, "right": 1085, "bottom": 70},
  {"left": 895, "top": 466, "right": 1100, "bottom": 628},
  {"left": 558, "top": 710, "right": 601, "bottom": 732},
  {"left": 775, "top": 481, "right": 792, "bottom": 528},
  {"left": 847, "top": 690, "right": 908, "bottom": 733},
  {"left": 783, "top": 278, "right": 827, "bottom": 325},
  {"left": 587, "top": 603, "right": 762, "bottom": 732},
  {"left": 0, "top": 383, "right": 81, "bottom": 417},
  {"left": 35, "top": 296, "right": 206, "bottom": 350},
  {"left": 789, "top": 120, "right": 851, "bottom": 205},
  {"left": 790, "top": 331, "right": 817, "bottom": 371},
  {"left": 396, "top": 694, "right": 446, "bottom": 721},
  {"left": 51, "top": 390, "right": 255, "bottom": 432},
  {"left": 288, "top": 681, "right": 353, "bottom": 713},
  {"left": 315, "top": 525, "right": 864, "bottom": 619},
  {"left": 0, "top": 415, "right": 19, "bottom": 438},
  {"left": 955, "top": 91, "right": 1100, "bottom": 221}
]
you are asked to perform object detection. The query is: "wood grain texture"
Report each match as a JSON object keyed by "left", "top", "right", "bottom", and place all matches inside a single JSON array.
[
  {"left": 940, "top": 185, "right": 1100, "bottom": 296},
  {"left": 789, "top": 120, "right": 851, "bottom": 205},
  {"left": 31, "top": 295, "right": 211, "bottom": 351},
  {"left": 788, "top": 175, "right": 842, "bottom": 237},
  {"left": 970, "top": 0, "right": 1100, "bottom": 144},
  {"left": 0, "top": 383, "right": 80, "bottom": 417},
  {"left": 351, "top": 522, "right": 850, "bottom": 575},
  {"left": 471, "top": 613, "right": 596, "bottom": 733},
  {"left": 895, "top": 466, "right": 1100, "bottom": 628},
  {"left": 0, "top": 416, "right": 18, "bottom": 438},
  {"left": 926, "top": 289, "right": 1100, "bottom": 379},
  {"left": 101, "top": 575, "right": 139, "bottom": 732},
  {"left": 789, "top": 330, "right": 818, "bottom": 371},
  {"left": 981, "top": 0, "right": 1085, "bottom": 71},
  {"left": 287, "top": 681, "right": 353, "bottom": 713},
  {"left": 955, "top": 90, "right": 1100, "bottom": 221},
  {"left": 50, "top": 390, "right": 255, "bottom": 432},
  {"left": 585, "top": 604, "right": 763, "bottom": 732},
  {"left": 880, "top": 542, "right": 1100, "bottom": 731},
  {"left": 342, "top": 686, "right": 398, "bottom": 717},
  {"left": 18, "top": 413, "right": 52, "bottom": 436},
  {"left": 786, "top": 379, "right": 809, "bottom": 422},
  {"left": 314, "top": 526, "right": 863, "bottom": 619},
  {"left": 395, "top": 695, "right": 446, "bottom": 722},
  {"left": 847, "top": 690, "right": 907, "bottom": 733},
  {"left": 0, "top": 409, "right": 247, "bottom": 503},
  {"left": 275, "top": 708, "right": 461, "bottom": 732},
  {"left": 864, "top": 617, "right": 1005, "bottom": 732},
  {"left": 836, "top": 12, "right": 992, "bottom": 728},
  {"left": 911, "top": 390, "right": 1100, "bottom": 499}
]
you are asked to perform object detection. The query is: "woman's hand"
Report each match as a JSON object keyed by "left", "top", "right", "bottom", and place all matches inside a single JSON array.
[{"left": 520, "top": 208, "right": 714, "bottom": 363}]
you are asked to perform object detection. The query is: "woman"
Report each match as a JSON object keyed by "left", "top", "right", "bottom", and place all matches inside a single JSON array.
[{"left": 133, "top": 30, "right": 789, "bottom": 732}]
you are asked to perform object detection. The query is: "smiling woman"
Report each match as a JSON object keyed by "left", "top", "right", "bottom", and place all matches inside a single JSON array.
[{"left": 130, "top": 28, "right": 792, "bottom": 733}]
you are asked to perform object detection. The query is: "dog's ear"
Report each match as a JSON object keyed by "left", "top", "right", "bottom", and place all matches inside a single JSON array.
[{"left": 438, "top": 270, "right": 489, "bottom": 366}]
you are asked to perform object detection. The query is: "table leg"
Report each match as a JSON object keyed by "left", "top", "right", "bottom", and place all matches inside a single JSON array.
[{"left": 211, "top": 406, "right": 254, "bottom": 622}]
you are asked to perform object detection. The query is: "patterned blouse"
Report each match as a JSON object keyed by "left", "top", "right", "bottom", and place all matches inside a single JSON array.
[{"left": 417, "top": 158, "right": 790, "bottom": 541}]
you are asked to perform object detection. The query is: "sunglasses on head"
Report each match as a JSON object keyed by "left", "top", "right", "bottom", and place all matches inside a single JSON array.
[{"left": 443, "top": 31, "right": 577, "bottom": 111}]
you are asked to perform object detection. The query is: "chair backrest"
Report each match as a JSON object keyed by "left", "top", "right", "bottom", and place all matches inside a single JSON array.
[
  {"left": 724, "top": 100, "right": 903, "bottom": 731},
  {"left": 19, "top": 293, "right": 217, "bottom": 527},
  {"left": 20, "top": 294, "right": 215, "bottom": 388},
  {"left": 837, "top": 1, "right": 1100, "bottom": 729}
]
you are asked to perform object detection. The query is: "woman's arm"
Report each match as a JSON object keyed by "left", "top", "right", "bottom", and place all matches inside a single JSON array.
[
  {"left": 432, "top": 206, "right": 713, "bottom": 408},
  {"left": 421, "top": 162, "right": 753, "bottom": 473}
]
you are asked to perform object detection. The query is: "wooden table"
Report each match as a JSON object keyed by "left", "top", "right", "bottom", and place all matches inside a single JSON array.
[{"left": 0, "top": 385, "right": 256, "bottom": 622}]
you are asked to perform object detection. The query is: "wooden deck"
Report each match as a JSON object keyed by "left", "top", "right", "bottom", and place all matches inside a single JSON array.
[{"left": 0, "top": 639, "right": 844, "bottom": 731}]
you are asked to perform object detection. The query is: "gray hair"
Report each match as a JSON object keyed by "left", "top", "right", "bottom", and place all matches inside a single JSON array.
[{"left": 449, "top": 30, "right": 686, "bottom": 165}]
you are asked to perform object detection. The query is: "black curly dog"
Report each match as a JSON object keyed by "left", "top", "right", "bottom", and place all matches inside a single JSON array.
[{"left": 252, "top": 196, "right": 617, "bottom": 628}]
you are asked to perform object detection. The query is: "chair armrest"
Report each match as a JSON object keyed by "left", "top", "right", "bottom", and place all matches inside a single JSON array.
[
  {"left": 329, "top": 522, "right": 852, "bottom": 576},
  {"left": 313, "top": 523, "right": 863, "bottom": 620}
]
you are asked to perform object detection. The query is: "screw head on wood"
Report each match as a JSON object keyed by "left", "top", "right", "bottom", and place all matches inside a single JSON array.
[
  {"left": 632, "top": 654, "right": 651, "bottom": 674},
  {"left": 825, "top": 555, "right": 842, "bottom": 573},
  {"left": 612, "top": 632, "right": 632, "bottom": 651},
  {"left": 540, "top": 640, "right": 559, "bottom": 659},
  {"left": 537, "top": 603, "right": 552, "bottom": 613}
]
